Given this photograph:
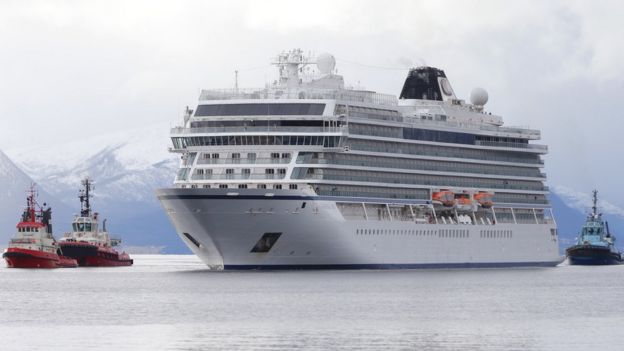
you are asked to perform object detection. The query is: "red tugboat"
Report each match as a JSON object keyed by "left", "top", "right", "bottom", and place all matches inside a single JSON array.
[
  {"left": 3, "top": 185, "right": 78, "bottom": 268},
  {"left": 58, "top": 177, "right": 133, "bottom": 267}
]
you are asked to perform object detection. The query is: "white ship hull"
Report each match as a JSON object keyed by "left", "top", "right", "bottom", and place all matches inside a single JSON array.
[{"left": 157, "top": 188, "right": 562, "bottom": 269}]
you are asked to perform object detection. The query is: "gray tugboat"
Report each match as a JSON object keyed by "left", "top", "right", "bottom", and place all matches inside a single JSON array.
[{"left": 566, "top": 190, "right": 623, "bottom": 265}]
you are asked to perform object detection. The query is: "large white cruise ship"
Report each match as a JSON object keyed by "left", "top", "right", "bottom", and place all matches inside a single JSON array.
[{"left": 157, "top": 49, "right": 561, "bottom": 269}]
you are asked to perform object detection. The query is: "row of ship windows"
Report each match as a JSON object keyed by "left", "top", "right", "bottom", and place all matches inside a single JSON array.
[
  {"left": 349, "top": 140, "right": 542, "bottom": 165},
  {"left": 356, "top": 228, "right": 438, "bottom": 236},
  {"left": 314, "top": 184, "right": 429, "bottom": 200},
  {"left": 298, "top": 153, "right": 543, "bottom": 178},
  {"left": 18, "top": 227, "right": 40, "bottom": 232},
  {"left": 195, "top": 168, "right": 287, "bottom": 175},
  {"left": 194, "top": 103, "right": 326, "bottom": 117},
  {"left": 190, "top": 120, "right": 327, "bottom": 128},
  {"left": 480, "top": 230, "right": 513, "bottom": 238},
  {"left": 182, "top": 184, "right": 299, "bottom": 190},
  {"left": 354, "top": 228, "right": 513, "bottom": 239},
  {"left": 349, "top": 123, "right": 528, "bottom": 147},
  {"left": 202, "top": 152, "right": 291, "bottom": 160},
  {"left": 171, "top": 135, "right": 341, "bottom": 148},
  {"left": 335, "top": 104, "right": 401, "bottom": 122}
]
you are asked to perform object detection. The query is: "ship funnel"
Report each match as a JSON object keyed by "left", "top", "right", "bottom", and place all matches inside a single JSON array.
[{"left": 399, "top": 66, "right": 456, "bottom": 102}]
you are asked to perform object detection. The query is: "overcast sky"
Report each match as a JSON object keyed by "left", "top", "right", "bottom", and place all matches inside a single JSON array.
[{"left": 1, "top": 0, "right": 623, "bottom": 205}]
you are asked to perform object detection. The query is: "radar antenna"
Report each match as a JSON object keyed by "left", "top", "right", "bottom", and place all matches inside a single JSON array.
[{"left": 235, "top": 70, "right": 239, "bottom": 93}]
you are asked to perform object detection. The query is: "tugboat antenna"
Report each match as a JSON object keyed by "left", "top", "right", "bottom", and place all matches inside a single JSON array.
[
  {"left": 79, "top": 177, "right": 93, "bottom": 217},
  {"left": 592, "top": 189, "right": 598, "bottom": 219}
]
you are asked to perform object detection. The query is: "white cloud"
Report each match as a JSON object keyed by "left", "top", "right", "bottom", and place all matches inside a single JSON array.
[{"left": 1, "top": 0, "right": 624, "bottom": 205}]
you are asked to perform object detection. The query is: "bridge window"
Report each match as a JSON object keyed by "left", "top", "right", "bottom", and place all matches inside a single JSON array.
[{"left": 195, "top": 103, "right": 325, "bottom": 116}]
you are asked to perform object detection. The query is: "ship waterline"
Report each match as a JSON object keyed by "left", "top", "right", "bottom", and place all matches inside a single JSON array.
[{"left": 158, "top": 49, "right": 559, "bottom": 269}]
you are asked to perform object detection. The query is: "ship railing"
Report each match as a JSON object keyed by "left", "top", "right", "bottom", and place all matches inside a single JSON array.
[
  {"left": 335, "top": 201, "right": 555, "bottom": 226},
  {"left": 474, "top": 140, "right": 548, "bottom": 151},
  {"left": 400, "top": 116, "right": 542, "bottom": 139},
  {"left": 198, "top": 88, "right": 399, "bottom": 106},
  {"left": 348, "top": 144, "right": 545, "bottom": 165},
  {"left": 299, "top": 159, "right": 546, "bottom": 178},
  {"left": 303, "top": 174, "right": 549, "bottom": 192}
]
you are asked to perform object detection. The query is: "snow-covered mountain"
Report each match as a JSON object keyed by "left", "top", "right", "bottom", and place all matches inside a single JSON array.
[
  {"left": 6, "top": 123, "right": 177, "bottom": 204},
  {"left": 0, "top": 149, "right": 36, "bottom": 242},
  {"left": 4, "top": 122, "right": 188, "bottom": 253},
  {"left": 550, "top": 186, "right": 624, "bottom": 251},
  {"left": 0, "top": 149, "right": 74, "bottom": 246}
]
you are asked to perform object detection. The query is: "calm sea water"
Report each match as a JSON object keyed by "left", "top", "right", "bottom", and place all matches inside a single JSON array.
[{"left": 1, "top": 255, "right": 623, "bottom": 350}]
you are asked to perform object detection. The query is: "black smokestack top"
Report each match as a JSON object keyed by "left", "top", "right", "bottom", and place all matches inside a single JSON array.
[{"left": 399, "top": 66, "right": 447, "bottom": 101}]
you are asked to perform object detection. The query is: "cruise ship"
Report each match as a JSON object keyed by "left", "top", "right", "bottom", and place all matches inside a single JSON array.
[{"left": 157, "top": 49, "right": 561, "bottom": 269}]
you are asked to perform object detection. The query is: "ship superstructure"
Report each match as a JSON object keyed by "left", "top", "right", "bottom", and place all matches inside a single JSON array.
[{"left": 157, "top": 49, "right": 560, "bottom": 269}]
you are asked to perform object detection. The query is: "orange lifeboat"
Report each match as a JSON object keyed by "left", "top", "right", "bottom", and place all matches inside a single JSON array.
[
  {"left": 474, "top": 191, "right": 494, "bottom": 208},
  {"left": 432, "top": 190, "right": 455, "bottom": 207},
  {"left": 455, "top": 193, "right": 474, "bottom": 212}
]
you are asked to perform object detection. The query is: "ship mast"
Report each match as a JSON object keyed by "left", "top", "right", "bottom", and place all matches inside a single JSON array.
[
  {"left": 23, "top": 183, "right": 37, "bottom": 223},
  {"left": 79, "top": 177, "right": 93, "bottom": 217}
]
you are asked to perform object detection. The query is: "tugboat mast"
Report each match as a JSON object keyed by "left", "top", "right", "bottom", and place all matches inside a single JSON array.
[
  {"left": 591, "top": 189, "right": 599, "bottom": 219},
  {"left": 79, "top": 177, "right": 93, "bottom": 217},
  {"left": 23, "top": 183, "right": 37, "bottom": 223}
]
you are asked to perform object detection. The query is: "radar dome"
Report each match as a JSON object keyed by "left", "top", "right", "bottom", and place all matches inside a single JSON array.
[
  {"left": 316, "top": 53, "right": 336, "bottom": 75},
  {"left": 470, "top": 87, "right": 489, "bottom": 106}
]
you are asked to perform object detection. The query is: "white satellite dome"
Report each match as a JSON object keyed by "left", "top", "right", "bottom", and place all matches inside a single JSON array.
[
  {"left": 470, "top": 87, "right": 489, "bottom": 106},
  {"left": 316, "top": 53, "right": 336, "bottom": 75}
]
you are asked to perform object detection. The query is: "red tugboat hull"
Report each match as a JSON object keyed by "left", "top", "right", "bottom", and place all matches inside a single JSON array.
[
  {"left": 2, "top": 247, "right": 77, "bottom": 268},
  {"left": 83, "top": 252, "right": 134, "bottom": 267},
  {"left": 59, "top": 241, "right": 133, "bottom": 267},
  {"left": 58, "top": 256, "right": 79, "bottom": 268}
]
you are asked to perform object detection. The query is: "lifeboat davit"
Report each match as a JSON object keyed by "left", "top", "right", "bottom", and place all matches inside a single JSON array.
[
  {"left": 474, "top": 192, "right": 494, "bottom": 208},
  {"left": 432, "top": 190, "right": 455, "bottom": 207}
]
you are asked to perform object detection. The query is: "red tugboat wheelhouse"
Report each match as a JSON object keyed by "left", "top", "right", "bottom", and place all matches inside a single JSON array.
[
  {"left": 58, "top": 177, "right": 133, "bottom": 267},
  {"left": 3, "top": 184, "right": 78, "bottom": 268}
]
